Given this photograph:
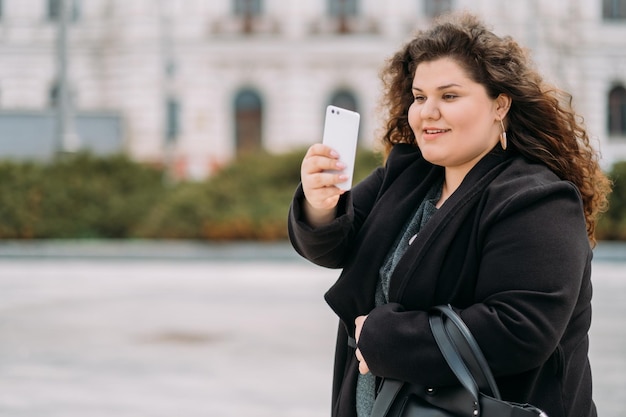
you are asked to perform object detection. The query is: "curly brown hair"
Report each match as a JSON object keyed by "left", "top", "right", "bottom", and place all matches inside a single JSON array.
[{"left": 378, "top": 12, "right": 610, "bottom": 244}]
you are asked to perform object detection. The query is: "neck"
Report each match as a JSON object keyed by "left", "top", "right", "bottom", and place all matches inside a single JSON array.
[{"left": 436, "top": 169, "right": 465, "bottom": 208}]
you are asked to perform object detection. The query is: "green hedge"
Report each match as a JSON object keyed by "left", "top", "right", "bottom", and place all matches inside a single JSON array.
[
  {"left": 1, "top": 151, "right": 623, "bottom": 241},
  {"left": 0, "top": 149, "right": 382, "bottom": 240},
  {"left": 134, "top": 148, "right": 382, "bottom": 240},
  {"left": 0, "top": 153, "right": 165, "bottom": 239},
  {"left": 597, "top": 161, "right": 626, "bottom": 240},
  {"left": 134, "top": 150, "right": 305, "bottom": 240}
]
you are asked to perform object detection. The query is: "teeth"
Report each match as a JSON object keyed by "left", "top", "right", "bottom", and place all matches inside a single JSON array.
[{"left": 425, "top": 129, "right": 447, "bottom": 134}]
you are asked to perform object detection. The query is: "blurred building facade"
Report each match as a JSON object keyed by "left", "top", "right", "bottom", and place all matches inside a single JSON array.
[{"left": 0, "top": 0, "right": 625, "bottom": 178}]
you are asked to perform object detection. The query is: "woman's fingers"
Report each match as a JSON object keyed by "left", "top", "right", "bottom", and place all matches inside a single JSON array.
[
  {"left": 306, "top": 143, "right": 339, "bottom": 159},
  {"left": 301, "top": 144, "right": 348, "bottom": 211},
  {"left": 302, "top": 148, "right": 345, "bottom": 178},
  {"left": 354, "top": 315, "right": 370, "bottom": 374},
  {"left": 355, "top": 348, "right": 370, "bottom": 375},
  {"left": 304, "top": 170, "right": 347, "bottom": 190}
]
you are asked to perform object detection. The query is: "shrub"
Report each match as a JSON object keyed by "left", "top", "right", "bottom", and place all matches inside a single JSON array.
[
  {"left": 0, "top": 161, "right": 45, "bottom": 238},
  {"left": 0, "top": 153, "right": 165, "bottom": 238},
  {"left": 597, "top": 161, "right": 626, "bottom": 240},
  {"left": 0, "top": 149, "right": 382, "bottom": 240},
  {"left": 135, "top": 147, "right": 383, "bottom": 240}
]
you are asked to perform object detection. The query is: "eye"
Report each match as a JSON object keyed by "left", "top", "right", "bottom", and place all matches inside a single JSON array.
[
  {"left": 443, "top": 93, "right": 458, "bottom": 100},
  {"left": 413, "top": 95, "right": 426, "bottom": 102}
]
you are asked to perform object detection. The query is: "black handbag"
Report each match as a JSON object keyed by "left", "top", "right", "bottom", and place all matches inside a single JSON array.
[{"left": 370, "top": 305, "right": 548, "bottom": 417}]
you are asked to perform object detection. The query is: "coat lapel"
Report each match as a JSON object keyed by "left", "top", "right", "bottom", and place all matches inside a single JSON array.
[
  {"left": 324, "top": 154, "right": 443, "bottom": 331},
  {"left": 388, "top": 150, "right": 511, "bottom": 305},
  {"left": 324, "top": 147, "right": 511, "bottom": 333}
]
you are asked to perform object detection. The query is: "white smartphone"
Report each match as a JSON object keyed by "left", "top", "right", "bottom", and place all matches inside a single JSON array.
[{"left": 321, "top": 105, "right": 360, "bottom": 190}]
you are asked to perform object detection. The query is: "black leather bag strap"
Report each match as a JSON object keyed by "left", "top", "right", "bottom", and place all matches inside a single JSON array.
[
  {"left": 369, "top": 378, "right": 404, "bottom": 417},
  {"left": 430, "top": 305, "right": 500, "bottom": 399},
  {"left": 429, "top": 312, "right": 481, "bottom": 412},
  {"left": 371, "top": 305, "right": 548, "bottom": 417},
  {"left": 430, "top": 305, "right": 548, "bottom": 417},
  {"left": 372, "top": 306, "right": 497, "bottom": 417}
]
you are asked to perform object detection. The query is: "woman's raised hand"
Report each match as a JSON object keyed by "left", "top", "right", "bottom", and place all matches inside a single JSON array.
[{"left": 300, "top": 143, "right": 349, "bottom": 227}]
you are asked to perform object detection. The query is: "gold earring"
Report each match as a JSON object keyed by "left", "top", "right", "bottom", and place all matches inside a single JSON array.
[{"left": 499, "top": 119, "right": 507, "bottom": 150}]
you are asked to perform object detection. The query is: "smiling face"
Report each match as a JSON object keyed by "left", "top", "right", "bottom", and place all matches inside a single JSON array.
[{"left": 408, "top": 57, "right": 507, "bottom": 176}]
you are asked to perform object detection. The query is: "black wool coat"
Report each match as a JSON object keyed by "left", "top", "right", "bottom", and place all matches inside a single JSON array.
[{"left": 288, "top": 144, "right": 596, "bottom": 417}]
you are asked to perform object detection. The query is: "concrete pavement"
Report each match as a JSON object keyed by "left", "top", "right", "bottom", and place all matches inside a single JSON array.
[{"left": 0, "top": 243, "right": 623, "bottom": 416}]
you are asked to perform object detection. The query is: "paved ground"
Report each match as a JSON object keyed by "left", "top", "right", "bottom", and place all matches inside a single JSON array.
[{"left": 0, "top": 242, "right": 623, "bottom": 416}]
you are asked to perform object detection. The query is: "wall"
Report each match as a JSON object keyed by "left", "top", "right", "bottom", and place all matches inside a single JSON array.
[{"left": 0, "top": 0, "right": 625, "bottom": 176}]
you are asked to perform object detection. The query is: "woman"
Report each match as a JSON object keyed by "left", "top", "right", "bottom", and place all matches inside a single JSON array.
[{"left": 288, "top": 12, "right": 610, "bottom": 417}]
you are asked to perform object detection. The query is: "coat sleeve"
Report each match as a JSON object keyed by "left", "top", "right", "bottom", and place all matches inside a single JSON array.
[
  {"left": 288, "top": 143, "right": 423, "bottom": 268},
  {"left": 465, "top": 179, "right": 592, "bottom": 376},
  {"left": 287, "top": 165, "right": 384, "bottom": 268},
  {"left": 356, "top": 178, "right": 592, "bottom": 387}
]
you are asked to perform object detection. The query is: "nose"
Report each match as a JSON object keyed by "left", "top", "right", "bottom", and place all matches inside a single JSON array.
[{"left": 420, "top": 99, "right": 440, "bottom": 120}]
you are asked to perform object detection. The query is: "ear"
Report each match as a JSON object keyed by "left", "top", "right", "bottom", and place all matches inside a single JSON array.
[{"left": 495, "top": 94, "right": 512, "bottom": 119}]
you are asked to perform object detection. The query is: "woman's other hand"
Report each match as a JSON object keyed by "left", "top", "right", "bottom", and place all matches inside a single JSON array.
[
  {"left": 301, "top": 143, "right": 349, "bottom": 227},
  {"left": 355, "top": 315, "right": 370, "bottom": 374}
]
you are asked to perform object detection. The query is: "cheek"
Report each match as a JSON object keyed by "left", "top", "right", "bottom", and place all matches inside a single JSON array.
[{"left": 407, "top": 103, "right": 420, "bottom": 132}]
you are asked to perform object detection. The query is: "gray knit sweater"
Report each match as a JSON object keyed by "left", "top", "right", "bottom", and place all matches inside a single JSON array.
[{"left": 356, "top": 180, "right": 442, "bottom": 417}]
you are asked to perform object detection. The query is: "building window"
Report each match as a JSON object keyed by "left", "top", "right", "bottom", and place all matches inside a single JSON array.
[
  {"left": 329, "top": 89, "right": 359, "bottom": 113},
  {"left": 50, "top": 82, "right": 60, "bottom": 107},
  {"left": 328, "top": 0, "right": 358, "bottom": 17},
  {"left": 234, "top": 89, "right": 263, "bottom": 155},
  {"left": 233, "top": 0, "right": 262, "bottom": 16},
  {"left": 328, "top": 0, "right": 359, "bottom": 33},
  {"left": 424, "top": 0, "right": 453, "bottom": 18},
  {"left": 608, "top": 85, "right": 626, "bottom": 136},
  {"left": 166, "top": 97, "right": 180, "bottom": 143},
  {"left": 603, "top": 0, "right": 626, "bottom": 19},
  {"left": 49, "top": 81, "right": 75, "bottom": 107},
  {"left": 48, "top": 0, "right": 80, "bottom": 21},
  {"left": 233, "top": 0, "right": 262, "bottom": 33},
  {"left": 48, "top": 0, "right": 59, "bottom": 19}
]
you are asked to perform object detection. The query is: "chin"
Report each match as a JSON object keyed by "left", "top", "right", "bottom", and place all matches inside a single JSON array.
[{"left": 420, "top": 152, "right": 447, "bottom": 167}]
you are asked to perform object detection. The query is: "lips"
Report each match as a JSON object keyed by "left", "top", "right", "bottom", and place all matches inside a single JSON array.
[{"left": 424, "top": 128, "right": 450, "bottom": 134}]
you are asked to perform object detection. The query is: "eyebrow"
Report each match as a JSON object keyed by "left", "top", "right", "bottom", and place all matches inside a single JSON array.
[{"left": 412, "top": 83, "right": 462, "bottom": 92}]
